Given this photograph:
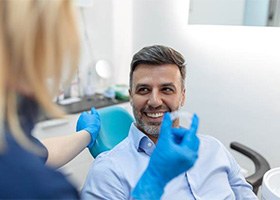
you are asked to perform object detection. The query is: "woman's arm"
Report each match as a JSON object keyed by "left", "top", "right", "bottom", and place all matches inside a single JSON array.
[
  {"left": 43, "top": 107, "right": 100, "bottom": 168},
  {"left": 42, "top": 130, "right": 90, "bottom": 168}
]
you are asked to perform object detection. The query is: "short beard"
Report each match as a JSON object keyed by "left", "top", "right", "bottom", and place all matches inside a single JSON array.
[
  {"left": 131, "top": 102, "right": 180, "bottom": 138},
  {"left": 132, "top": 103, "right": 161, "bottom": 137},
  {"left": 137, "top": 120, "right": 161, "bottom": 138}
]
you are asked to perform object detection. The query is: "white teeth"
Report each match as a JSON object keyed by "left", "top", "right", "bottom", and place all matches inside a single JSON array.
[{"left": 146, "top": 113, "right": 164, "bottom": 118}]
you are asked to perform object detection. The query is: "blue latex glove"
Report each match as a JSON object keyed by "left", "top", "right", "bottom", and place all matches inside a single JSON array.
[
  {"left": 76, "top": 107, "right": 101, "bottom": 149},
  {"left": 132, "top": 112, "right": 200, "bottom": 199}
]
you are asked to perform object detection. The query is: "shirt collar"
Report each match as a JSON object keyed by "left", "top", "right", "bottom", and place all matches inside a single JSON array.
[{"left": 128, "top": 123, "right": 156, "bottom": 156}]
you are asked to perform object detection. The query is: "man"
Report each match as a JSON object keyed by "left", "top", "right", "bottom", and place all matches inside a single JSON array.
[{"left": 82, "top": 45, "right": 257, "bottom": 199}]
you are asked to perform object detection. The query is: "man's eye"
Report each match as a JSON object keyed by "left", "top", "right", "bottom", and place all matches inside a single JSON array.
[
  {"left": 162, "top": 88, "right": 174, "bottom": 93},
  {"left": 137, "top": 88, "right": 149, "bottom": 94}
]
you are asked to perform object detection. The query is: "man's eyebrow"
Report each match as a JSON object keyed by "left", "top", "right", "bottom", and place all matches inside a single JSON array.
[
  {"left": 135, "top": 84, "right": 150, "bottom": 89},
  {"left": 134, "top": 83, "right": 176, "bottom": 89},
  {"left": 161, "top": 83, "right": 176, "bottom": 87}
]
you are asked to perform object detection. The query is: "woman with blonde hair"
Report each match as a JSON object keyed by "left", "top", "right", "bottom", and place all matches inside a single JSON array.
[
  {"left": 0, "top": 0, "right": 200, "bottom": 199},
  {"left": 0, "top": 0, "right": 99, "bottom": 198}
]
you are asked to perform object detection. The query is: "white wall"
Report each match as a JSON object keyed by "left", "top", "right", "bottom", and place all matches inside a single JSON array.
[
  {"left": 182, "top": 26, "right": 280, "bottom": 172},
  {"left": 76, "top": 0, "right": 133, "bottom": 91},
  {"left": 129, "top": 0, "right": 280, "bottom": 172},
  {"left": 188, "top": 0, "right": 245, "bottom": 25},
  {"left": 76, "top": 0, "right": 114, "bottom": 94},
  {"left": 111, "top": 0, "right": 133, "bottom": 85}
]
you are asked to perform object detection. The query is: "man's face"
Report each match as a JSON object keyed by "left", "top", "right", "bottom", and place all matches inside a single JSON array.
[{"left": 129, "top": 64, "right": 185, "bottom": 141}]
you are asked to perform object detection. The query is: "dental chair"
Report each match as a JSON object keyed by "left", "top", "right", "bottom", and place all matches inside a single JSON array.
[
  {"left": 230, "top": 142, "right": 270, "bottom": 194},
  {"left": 90, "top": 106, "right": 270, "bottom": 195},
  {"left": 90, "top": 106, "right": 134, "bottom": 158}
]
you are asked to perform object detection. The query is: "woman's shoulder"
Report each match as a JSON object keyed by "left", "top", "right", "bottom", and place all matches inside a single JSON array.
[{"left": 0, "top": 133, "right": 79, "bottom": 199}]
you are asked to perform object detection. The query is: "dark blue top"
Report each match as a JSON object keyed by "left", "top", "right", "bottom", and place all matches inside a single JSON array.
[{"left": 0, "top": 97, "right": 79, "bottom": 199}]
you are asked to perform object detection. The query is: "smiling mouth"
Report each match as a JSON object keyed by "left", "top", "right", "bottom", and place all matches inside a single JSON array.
[{"left": 145, "top": 112, "right": 164, "bottom": 118}]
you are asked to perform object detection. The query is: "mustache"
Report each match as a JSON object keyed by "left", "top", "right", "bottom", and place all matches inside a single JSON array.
[{"left": 141, "top": 105, "right": 170, "bottom": 113}]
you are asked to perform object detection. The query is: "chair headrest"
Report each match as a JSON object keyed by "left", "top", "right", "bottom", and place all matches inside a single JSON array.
[{"left": 89, "top": 106, "right": 134, "bottom": 158}]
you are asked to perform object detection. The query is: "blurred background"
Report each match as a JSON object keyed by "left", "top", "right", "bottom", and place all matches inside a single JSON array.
[{"left": 35, "top": 0, "right": 280, "bottom": 194}]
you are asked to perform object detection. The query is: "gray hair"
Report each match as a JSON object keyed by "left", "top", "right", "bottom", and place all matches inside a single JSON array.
[{"left": 129, "top": 45, "right": 186, "bottom": 89}]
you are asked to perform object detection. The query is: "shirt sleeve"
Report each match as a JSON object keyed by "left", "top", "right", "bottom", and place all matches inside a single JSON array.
[
  {"left": 30, "top": 135, "right": 49, "bottom": 163},
  {"left": 223, "top": 145, "right": 258, "bottom": 200},
  {"left": 81, "top": 158, "right": 128, "bottom": 200}
]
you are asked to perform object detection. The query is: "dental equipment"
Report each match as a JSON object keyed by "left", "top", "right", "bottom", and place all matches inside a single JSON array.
[{"left": 169, "top": 110, "right": 194, "bottom": 129}]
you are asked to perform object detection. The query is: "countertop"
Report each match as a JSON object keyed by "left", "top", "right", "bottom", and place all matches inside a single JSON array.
[{"left": 58, "top": 93, "right": 129, "bottom": 114}]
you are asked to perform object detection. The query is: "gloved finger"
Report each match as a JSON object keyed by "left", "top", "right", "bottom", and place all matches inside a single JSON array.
[
  {"left": 189, "top": 114, "right": 199, "bottom": 134},
  {"left": 91, "top": 107, "right": 100, "bottom": 120},
  {"left": 182, "top": 114, "right": 199, "bottom": 148},
  {"left": 159, "top": 112, "right": 172, "bottom": 140},
  {"left": 175, "top": 114, "right": 198, "bottom": 140},
  {"left": 90, "top": 107, "right": 97, "bottom": 115},
  {"left": 76, "top": 111, "right": 87, "bottom": 131},
  {"left": 172, "top": 128, "right": 199, "bottom": 151},
  {"left": 172, "top": 127, "right": 188, "bottom": 137},
  {"left": 189, "top": 114, "right": 199, "bottom": 151},
  {"left": 191, "top": 135, "right": 200, "bottom": 151},
  {"left": 172, "top": 128, "right": 186, "bottom": 144},
  {"left": 82, "top": 111, "right": 89, "bottom": 117}
]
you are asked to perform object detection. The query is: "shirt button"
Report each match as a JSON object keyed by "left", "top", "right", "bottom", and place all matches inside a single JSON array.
[{"left": 147, "top": 142, "right": 152, "bottom": 147}]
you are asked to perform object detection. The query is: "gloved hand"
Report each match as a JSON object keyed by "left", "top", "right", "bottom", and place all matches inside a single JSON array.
[
  {"left": 132, "top": 112, "right": 200, "bottom": 200},
  {"left": 76, "top": 107, "right": 101, "bottom": 149}
]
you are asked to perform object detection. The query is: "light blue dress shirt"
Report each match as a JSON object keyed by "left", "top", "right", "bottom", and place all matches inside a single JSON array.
[{"left": 82, "top": 123, "right": 257, "bottom": 200}]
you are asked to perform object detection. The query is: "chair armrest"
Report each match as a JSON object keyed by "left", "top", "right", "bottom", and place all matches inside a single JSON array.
[{"left": 230, "top": 141, "right": 270, "bottom": 194}]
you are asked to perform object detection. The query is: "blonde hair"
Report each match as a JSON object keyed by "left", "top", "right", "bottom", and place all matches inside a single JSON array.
[{"left": 0, "top": 0, "right": 80, "bottom": 152}]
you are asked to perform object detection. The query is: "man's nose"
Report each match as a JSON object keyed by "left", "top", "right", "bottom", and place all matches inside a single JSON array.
[{"left": 147, "top": 91, "right": 162, "bottom": 107}]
